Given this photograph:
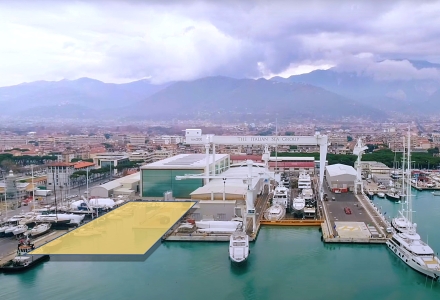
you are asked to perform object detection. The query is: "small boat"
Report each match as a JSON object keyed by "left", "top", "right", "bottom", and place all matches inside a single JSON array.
[
  {"left": 0, "top": 255, "right": 50, "bottom": 273},
  {"left": 12, "top": 225, "right": 28, "bottom": 236},
  {"left": 377, "top": 192, "right": 385, "bottom": 198},
  {"left": 367, "top": 191, "right": 375, "bottom": 199},
  {"left": 432, "top": 192, "right": 440, "bottom": 196},
  {"left": 263, "top": 204, "right": 286, "bottom": 221},
  {"left": 17, "top": 238, "right": 36, "bottom": 255},
  {"left": 30, "top": 223, "right": 52, "bottom": 237},
  {"left": 229, "top": 232, "right": 249, "bottom": 264},
  {"left": 385, "top": 192, "right": 401, "bottom": 202}
]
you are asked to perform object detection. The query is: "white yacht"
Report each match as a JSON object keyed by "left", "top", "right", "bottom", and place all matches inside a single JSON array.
[
  {"left": 292, "top": 197, "right": 305, "bottom": 215},
  {"left": 12, "top": 225, "right": 28, "bottom": 236},
  {"left": 34, "top": 213, "right": 85, "bottom": 226},
  {"left": 301, "top": 188, "right": 314, "bottom": 202},
  {"left": 30, "top": 223, "right": 52, "bottom": 237},
  {"left": 272, "top": 186, "right": 290, "bottom": 208},
  {"left": 3, "top": 218, "right": 21, "bottom": 236},
  {"left": 229, "top": 231, "right": 250, "bottom": 264},
  {"left": 0, "top": 222, "right": 10, "bottom": 235},
  {"left": 387, "top": 231, "right": 440, "bottom": 280},
  {"left": 304, "top": 204, "right": 316, "bottom": 218},
  {"left": 298, "top": 172, "right": 311, "bottom": 190},
  {"left": 377, "top": 192, "right": 385, "bottom": 198},
  {"left": 387, "top": 129, "right": 440, "bottom": 281},
  {"left": 263, "top": 204, "right": 286, "bottom": 221}
]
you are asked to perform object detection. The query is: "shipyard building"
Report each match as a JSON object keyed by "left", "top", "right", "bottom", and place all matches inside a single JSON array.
[
  {"left": 140, "top": 154, "right": 230, "bottom": 199},
  {"left": 325, "top": 164, "right": 357, "bottom": 193}
]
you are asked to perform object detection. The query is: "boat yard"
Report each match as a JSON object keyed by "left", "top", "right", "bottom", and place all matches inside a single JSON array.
[{"left": 0, "top": 129, "right": 409, "bottom": 268}]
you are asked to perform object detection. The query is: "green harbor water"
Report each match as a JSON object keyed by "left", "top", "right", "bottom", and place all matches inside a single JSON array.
[{"left": 1, "top": 190, "right": 440, "bottom": 300}]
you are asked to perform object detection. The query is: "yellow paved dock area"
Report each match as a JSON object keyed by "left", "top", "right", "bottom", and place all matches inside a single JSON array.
[
  {"left": 31, "top": 202, "right": 195, "bottom": 255},
  {"left": 334, "top": 222, "right": 371, "bottom": 239}
]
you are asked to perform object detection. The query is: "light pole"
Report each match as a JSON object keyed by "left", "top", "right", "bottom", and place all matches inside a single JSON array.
[{"left": 223, "top": 178, "right": 226, "bottom": 201}]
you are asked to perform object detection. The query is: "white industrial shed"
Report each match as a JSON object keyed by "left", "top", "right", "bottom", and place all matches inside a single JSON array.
[
  {"left": 189, "top": 163, "right": 266, "bottom": 201},
  {"left": 325, "top": 164, "right": 357, "bottom": 193},
  {"left": 90, "top": 172, "right": 140, "bottom": 198}
]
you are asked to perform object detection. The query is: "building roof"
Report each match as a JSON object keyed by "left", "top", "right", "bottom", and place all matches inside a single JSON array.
[
  {"left": 362, "top": 161, "right": 390, "bottom": 168},
  {"left": 230, "top": 155, "right": 263, "bottom": 161},
  {"left": 268, "top": 162, "right": 315, "bottom": 168},
  {"left": 190, "top": 164, "right": 266, "bottom": 197},
  {"left": 269, "top": 157, "right": 315, "bottom": 161},
  {"left": 48, "top": 162, "right": 74, "bottom": 167},
  {"left": 91, "top": 172, "right": 140, "bottom": 192},
  {"left": 326, "top": 164, "right": 357, "bottom": 177},
  {"left": 141, "top": 154, "right": 229, "bottom": 170},
  {"left": 73, "top": 161, "right": 95, "bottom": 169}
]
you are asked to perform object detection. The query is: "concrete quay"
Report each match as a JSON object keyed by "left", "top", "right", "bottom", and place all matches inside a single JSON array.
[
  {"left": 320, "top": 183, "right": 390, "bottom": 244},
  {"left": 0, "top": 229, "right": 72, "bottom": 266}
]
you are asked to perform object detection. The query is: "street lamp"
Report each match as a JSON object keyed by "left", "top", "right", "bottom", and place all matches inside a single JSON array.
[{"left": 223, "top": 178, "right": 226, "bottom": 201}]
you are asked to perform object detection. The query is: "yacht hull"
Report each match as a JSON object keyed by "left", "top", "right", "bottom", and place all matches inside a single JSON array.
[
  {"left": 386, "top": 240, "right": 440, "bottom": 280},
  {"left": 386, "top": 193, "right": 401, "bottom": 202}
]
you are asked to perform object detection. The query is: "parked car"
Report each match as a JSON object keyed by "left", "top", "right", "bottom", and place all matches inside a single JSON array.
[{"left": 344, "top": 207, "right": 352, "bottom": 214}]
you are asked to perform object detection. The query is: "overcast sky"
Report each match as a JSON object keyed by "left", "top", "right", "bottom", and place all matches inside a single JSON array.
[{"left": 1, "top": 0, "right": 440, "bottom": 86}]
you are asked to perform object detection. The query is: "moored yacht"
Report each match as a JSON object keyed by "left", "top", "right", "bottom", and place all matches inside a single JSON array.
[
  {"left": 272, "top": 185, "right": 290, "bottom": 208},
  {"left": 304, "top": 204, "right": 316, "bottom": 218},
  {"left": 386, "top": 188, "right": 401, "bottom": 202},
  {"left": 229, "top": 231, "right": 250, "bottom": 264},
  {"left": 30, "top": 223, "right": 52, "bottom": 237},
  {"left": 377, "top": 192, "right": 385, "bottom": 198},
  {"left": 387, "top": 128, "right": 440, "bottom": 280},
  {"left": 291, "top": 197, "right": 305, "bottom": 216},
  {"left": 12, "top": 225, "right": 28, "bottom": 236},
  {"left": 386, "top": 231, "right": 440, "bottom": 280},
  {"left": 263, "top": 204, "right": 286, "bottom": 221},
  {"left": 298, "top": 172, "right": 311, "bottom": 190},
  {"left": 302, "top": 188, "right": 314, "bottom": 200}
]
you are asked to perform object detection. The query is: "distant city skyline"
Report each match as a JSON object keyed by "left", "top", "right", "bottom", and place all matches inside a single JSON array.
[{"left": 1, "top": 1, "right": 440, "bottom": 87}]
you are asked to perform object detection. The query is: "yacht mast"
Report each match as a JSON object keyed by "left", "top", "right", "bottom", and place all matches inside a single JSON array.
[
  {"left": 406, "top": 128, "right": 413, "bottom": 230},
  {"left": 275, "top": 118, "right": 278, "bottom": 175},
  {"left": 3, "top": 177, "right": 7, "bottom": 221}
]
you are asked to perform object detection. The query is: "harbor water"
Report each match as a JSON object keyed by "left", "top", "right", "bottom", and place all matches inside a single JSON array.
[{"left": 1, "top": 190, "right": 439, "bottom": 300}]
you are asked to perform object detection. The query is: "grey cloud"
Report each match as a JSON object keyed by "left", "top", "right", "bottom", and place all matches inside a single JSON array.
[{"left": 1, "top": 0, "right": 440, "bottom": 86}]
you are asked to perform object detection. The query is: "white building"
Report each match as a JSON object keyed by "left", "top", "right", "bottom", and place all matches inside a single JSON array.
[
  {"left": 325, "top": 164, "right": 357, "bottom": 193},
  {"left": 90, "top": 172, "right": 140, "bottom": 198},
  {"left": 151, "top": 135, "right": 184, "bottom": 145},
  {"left": 129, "top": 135, "right": 147, "bottom": 146},
  {"left": 128, "top": 151, "right": 154, "bottom": 162},
  {"left": 46, "top": 162, "right": 75, "bottom": 196}
]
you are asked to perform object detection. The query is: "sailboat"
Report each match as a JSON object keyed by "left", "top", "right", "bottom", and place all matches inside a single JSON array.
[
  {"left": 386, "top": 149, "right": 402, "bottom": 202},
  {"left": 387, "top": 129, "right": 440, "bottom": 280}
]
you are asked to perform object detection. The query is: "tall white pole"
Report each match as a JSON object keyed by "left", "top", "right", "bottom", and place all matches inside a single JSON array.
[
  {"left": 407, "top": 128, "right": 412, "bottom": 225},
  {"left": 3, "top": 177, "right": 7, "bottom": 221},
  {"left": 31, "top": 164, "right": 34, "bottom": 211},
  {"left": 86, "top": 167, "right": 89, "bottom": 200}
]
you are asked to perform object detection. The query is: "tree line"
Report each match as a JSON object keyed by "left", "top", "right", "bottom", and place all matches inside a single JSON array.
[{"left": 274, "top": 149, "right": 440, "bottom": 169}]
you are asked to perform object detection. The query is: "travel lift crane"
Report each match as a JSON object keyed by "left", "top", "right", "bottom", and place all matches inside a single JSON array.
[
  {"left": 176, "top": 128, "right": 329, "bottom": 233},
  {"left": 183, "top": 128, "right": 328, "bottom": 200},
  {"left": 353, "top": 138, "right": 368, "bottom": 195}
]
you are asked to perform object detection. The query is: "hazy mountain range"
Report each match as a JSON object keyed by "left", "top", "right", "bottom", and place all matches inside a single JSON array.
[{"left": 0, "top": 59, "right": 439, "bottom": 120}]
